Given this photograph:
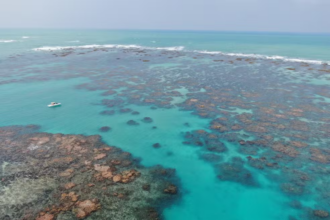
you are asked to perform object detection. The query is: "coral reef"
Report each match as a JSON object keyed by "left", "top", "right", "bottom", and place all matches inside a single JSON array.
[
  {"left": 119, "top": 108, "right": 132, "bottom": 113},
  {"left": 0, "top": 125, "right": 180, "bottom": 220},
  {"left": 313, "top": 210, "right": 329, "bottom": 218},
  {"left": 216, "top": 157, "right": 258, "bottom": 187},
  {"left": 127, "top": 120, "right": 139, "bottom": 126},
  {"left": 99, "top": 110, "right": 115, "bottom": 115},
  {"left": 2, "top": 44, "right": 330, "bottom": 219},
  {"left": 99, "top": 126, "right": 111, "bottom": 132},
  {"left": 142, "top": 117, "right": 153, "bottom": 123},
  {"left": 152, "top": 143, "right": 161, "bottom": 149}
]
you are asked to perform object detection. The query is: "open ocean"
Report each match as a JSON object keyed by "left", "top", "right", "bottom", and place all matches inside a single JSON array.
[{"left": 0, "top": 29, "right": 330, "bottom": 220}]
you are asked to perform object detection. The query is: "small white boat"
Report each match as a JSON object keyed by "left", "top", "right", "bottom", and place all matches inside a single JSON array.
[{"left": 48, "top": 102, "right": 61, "bottom": 107}]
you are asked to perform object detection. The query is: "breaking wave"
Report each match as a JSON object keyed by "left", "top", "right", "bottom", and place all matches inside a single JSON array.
[
  {"left": 33, "top": 44, "right": 329, "bottom": 65},
  {"left": 33, "top": 44, "right": 185, "bottom": 52},
  {"left": 0, "top": 40, "right": 16, "bottom": 43},
  {"left": 198, "top": 50, "right": 329, "bottom": 65}
]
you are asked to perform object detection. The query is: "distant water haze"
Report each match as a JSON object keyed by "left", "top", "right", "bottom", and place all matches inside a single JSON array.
[
  {"left": 0, "top": 30, "right": 329, "bottom": 63},
  {"left": 0, "top": 0, "right": 329, "bottom": 33}
]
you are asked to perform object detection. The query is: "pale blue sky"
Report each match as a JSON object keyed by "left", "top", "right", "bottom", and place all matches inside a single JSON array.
[{"left": 0, "top": 0, "right": 329, "bottom": 33}]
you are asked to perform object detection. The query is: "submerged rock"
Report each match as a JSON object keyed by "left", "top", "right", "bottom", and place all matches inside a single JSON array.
[
  {"left": 142, "top": 117, "right": 153, "bottom": 123},
  {"left": 112, "top": 174, "right": 122, "bottom": 183},
  {"left": 0, "top": 125, "right": 180, "bottom": 219},
  {"left": 100, "top": 110, "right": 115, "bottom": 115},
  {"left": 94, "top": 153, "right": 107, "bottom": 160},
  {"left": 142, "top": 184, "right": 151, "bottom": 191},
  {"left": 313, "top": 210, "right": 329, "bottom": 218},
  {"left": 152, "top": 143, "right": 161, "bottom": 148},
  {"left": 64, "top": 182, "right": 76, "bottom": 190},
  {"left": 127, "top": 120, "right": 139, "bottom": 125},
  {"left": 272, "top": 143, "right": 299, "bottom": 158},
  {"left": 200, "top": 153, "right": 222, "bottom": 163},
  {"left": 100, "top": 90, "right": 116, "bottom": 96},
  {"left": 75, "top": 199, "right": 101, "bottom": 219},
  {"left": 206, "top": 140, "right": 227, "bottom": 153},
  {"left": 281, "top": 183, "right": 304, "bottom": 195},
  {"left": 120, "top": 108, "right": 132, "bottom": 113},
  {"left": 99, "top": 126, "right": 111, "bottom": 132},
  {"left": 164, "top": 184, "right": 178, "bottom": 194},
  {"left": 217, "top": 157, "right": 258, "bottom": 187},
  {"left": 310, "top": 148, "right": 330, "bottom": 164},
  {"left": 36, "top": 213, "right": 55, "bottom": 220}
]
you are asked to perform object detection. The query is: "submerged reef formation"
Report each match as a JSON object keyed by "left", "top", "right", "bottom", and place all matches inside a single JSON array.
[
  {"left": 127, "top": 120, "right": 139, "bottom": 126},
  {"left": 1, "top": 45, "right": 330, "bottom": 219},
  {"left": 152, "top": 143, "right": 162, "bottom": 149},
  {"left": 216, "top": 157, "right": 258, "bottom": 187},
  {"left": 0, "top": 125, "right": 179, "bottom": 220},
  {"left": 142, "top": 117, "right": 153, "bottom": 123},
  {"left": 99, "top": 126, "right": 111, "bottom": 132}
]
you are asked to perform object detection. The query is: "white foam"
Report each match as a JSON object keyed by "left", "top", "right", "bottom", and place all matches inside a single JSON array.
[
  {"left": 22, "top": 36, "right": 30, "bottom": 39},
  {"left": 33, "top": 44, "right": 184, "bottom": 52},
  {"left": 0, "top": 40, "right": 16, "bottom": 43},
  {"left": 155, "top": 46, "right": 185, "bottom": 51},
  {"left": 33, "top": 44, "right": 139, "bottom": 51},
  {"left": 198, "top": 50, "right": 329, "bottom": 65},
  {"left": 32, "top": 44, "right": 328, "bottom": 65}
]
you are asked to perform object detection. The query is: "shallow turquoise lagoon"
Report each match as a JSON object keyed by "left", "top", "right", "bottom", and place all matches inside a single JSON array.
[
  {"left": 0, "top": 30, "right": 330, "bottom": 220},
  {"left": 0, "top": 79, "right": 296, "bottom": 220}
]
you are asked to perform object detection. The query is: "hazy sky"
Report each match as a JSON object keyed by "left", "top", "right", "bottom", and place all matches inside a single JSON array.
[{"left": 0, "top": 0, "right": 329, "bottom": 33}]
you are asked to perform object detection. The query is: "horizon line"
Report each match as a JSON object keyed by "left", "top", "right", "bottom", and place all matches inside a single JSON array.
[{"left": 0, "top": 27, "right": 329, "bottom": 35}]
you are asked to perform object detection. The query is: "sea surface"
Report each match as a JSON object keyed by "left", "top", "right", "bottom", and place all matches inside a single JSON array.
[{"left": 0, "top": 29, "right": 330, "bottom": 220}]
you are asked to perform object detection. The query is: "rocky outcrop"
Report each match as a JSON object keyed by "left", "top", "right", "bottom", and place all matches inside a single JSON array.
[
  {"left": 75, "top": 199, "right": 101, "bottom": 219},
  {"left": 0, "top": 125, "right": 180, "bottom": 220},
  {"left": 127, "top": 120, "right": 139, "bottom": 125},
  {"left": 152, "top": 143, "right": 161, "bottom": 148},
  {"left": 36, "top": 213, "right": 55, "bottom": 220},
  {"left": 272, "top": 143, "right": 299, "bottom": 157},
  {"left": 143, "top": 117, "right": 153, "bottom": 123},
  {"left": 313, "top": 210, "right": 329, "bottom": 218},
  {"left": 164, "top": 184, "right": 178, "bottom": 194},
  {"left": 217, "top": 157, "right": 258, "bottom": 187},
  {"left": 99, "top": 126, "right": 111, "bottom": 132}
]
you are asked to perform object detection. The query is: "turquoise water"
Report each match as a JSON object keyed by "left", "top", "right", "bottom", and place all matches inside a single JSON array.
[
  {"left": 0, "top": 79, "right": 293, "bottom": 220},
  {"left": 1, "top": 30, "right": 330, "bottom": 220},
  {"left": 1, "top": 29, "right": 329, "bottom": 62}
]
